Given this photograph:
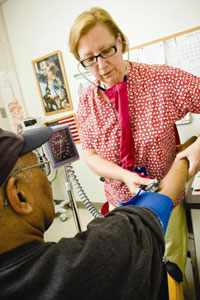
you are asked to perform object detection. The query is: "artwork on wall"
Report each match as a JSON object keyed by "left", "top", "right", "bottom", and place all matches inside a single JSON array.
[
  {"left": 0, "top": 71, "right": 26, "bottom": 133},
  {"left": 32, "top": 50, "right": 73, "bottom": 116},
  {"left": 73, "top": 70, "right": 95, "bottom": 97}
]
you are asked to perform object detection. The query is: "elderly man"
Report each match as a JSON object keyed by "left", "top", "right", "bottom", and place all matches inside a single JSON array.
[{"left": 0, "top": 127, "right": 195, "bottom": 300}]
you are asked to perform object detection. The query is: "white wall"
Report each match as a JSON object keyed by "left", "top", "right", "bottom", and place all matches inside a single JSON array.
[
  {"left": 0, "top": 5, "right": 15, "bottom": 131},
  {"left": 1, "top": 0, "right": 200, "bottom": 272}
]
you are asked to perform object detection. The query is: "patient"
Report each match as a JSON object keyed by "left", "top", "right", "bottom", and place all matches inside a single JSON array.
[{"left": 0, "top": 127, "right": 196, "bottom": 300}]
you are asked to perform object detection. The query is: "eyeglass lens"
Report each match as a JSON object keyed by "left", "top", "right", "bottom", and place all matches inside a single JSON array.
[
  {"left": 35, "top": 149, "right": 51, "bottom": 176},
  {"left": 81, "top": 45, "right": 117, "bottom": 67}
]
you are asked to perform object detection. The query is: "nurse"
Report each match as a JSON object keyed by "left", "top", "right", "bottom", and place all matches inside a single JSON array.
[{"left": 69, "top": 7, "right": 200, "bottom": 274}]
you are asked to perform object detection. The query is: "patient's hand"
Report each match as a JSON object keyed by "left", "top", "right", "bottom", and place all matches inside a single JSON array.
[
  {"left": 176, "top": 136, "right": 199, "bottom": 180},
  {"left": 158, "top": 136, "right": 197, "bottom": 203}
]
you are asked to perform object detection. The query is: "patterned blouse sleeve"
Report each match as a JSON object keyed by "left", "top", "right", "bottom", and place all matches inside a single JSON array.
[
  {"left": 77, "top": 91, "right": 95, "bottom": 150},
  {"left": 162, "top": 65, "right": 200, "bottom": 118}
]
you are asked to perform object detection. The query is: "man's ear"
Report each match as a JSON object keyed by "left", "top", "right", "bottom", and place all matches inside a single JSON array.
[{"left": 6, "top": 177, "right": 32, "bottom": 215}]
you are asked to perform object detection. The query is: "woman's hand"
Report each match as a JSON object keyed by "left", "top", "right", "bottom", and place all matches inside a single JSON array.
[
  {"left": 83, "top": 149, "right": 154, "bottom": 195},
  {"left": 175, "top": 136, "right": 200, "bottom": 179},
  {"left": 122, "top": 171, "right": 154, "bottom": 196}
]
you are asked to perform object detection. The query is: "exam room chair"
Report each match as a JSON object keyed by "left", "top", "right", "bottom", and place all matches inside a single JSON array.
[{"left": 167, "top": 274, "right": 184, "bottom": 300}]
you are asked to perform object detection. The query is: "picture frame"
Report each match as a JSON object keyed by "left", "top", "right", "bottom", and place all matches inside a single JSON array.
[{"left": 32, "top": 50, "right": 73, "bottom": 116}]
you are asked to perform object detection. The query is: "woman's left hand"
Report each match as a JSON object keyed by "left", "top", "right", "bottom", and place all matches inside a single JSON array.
[{"left": 175, "top": 136, "right": 200, "bottom": 179}]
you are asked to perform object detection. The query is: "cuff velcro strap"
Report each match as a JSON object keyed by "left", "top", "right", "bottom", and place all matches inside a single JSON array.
[{"left": 119, "top": 191, "right": 173, "bottom": 234}]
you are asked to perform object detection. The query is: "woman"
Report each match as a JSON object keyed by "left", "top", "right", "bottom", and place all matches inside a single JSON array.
[{"left": 69, "top": 7, "right": 200, "bottom": 273}]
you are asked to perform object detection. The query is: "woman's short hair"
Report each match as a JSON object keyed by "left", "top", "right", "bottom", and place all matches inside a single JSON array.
[{"left": 69, "top": 7, "right": 129, "bottom": 60}]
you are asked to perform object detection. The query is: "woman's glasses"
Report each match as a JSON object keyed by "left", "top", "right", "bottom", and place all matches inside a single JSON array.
[{"left": 80, "top": 44, "right": 117, "bottom": 67}]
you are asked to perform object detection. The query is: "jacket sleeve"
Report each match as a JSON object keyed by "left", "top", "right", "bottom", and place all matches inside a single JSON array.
[{"left": 60, "top": 205, "right": 165, "bottom": 300}]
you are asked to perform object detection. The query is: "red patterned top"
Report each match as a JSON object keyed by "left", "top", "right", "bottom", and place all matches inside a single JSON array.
[{"left": 77, "top": 62, "right": 200, "bottom": 207}]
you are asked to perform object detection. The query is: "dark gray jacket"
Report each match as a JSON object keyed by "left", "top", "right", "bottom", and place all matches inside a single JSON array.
[{"left": 0, "top": 206, "right": 166, "bottom": 300}]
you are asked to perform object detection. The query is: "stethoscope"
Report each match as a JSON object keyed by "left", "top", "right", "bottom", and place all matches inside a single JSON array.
[{"left": 77, "top": 42, "right": 148, "bottom": 177}]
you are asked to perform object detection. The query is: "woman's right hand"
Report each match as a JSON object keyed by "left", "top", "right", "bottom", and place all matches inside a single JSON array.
[
  {"left": 83, "top": 149, "right": 154, "bottom": 196},
  {"left": 122, "top": 171, "right": 154, "bottom": 196}
]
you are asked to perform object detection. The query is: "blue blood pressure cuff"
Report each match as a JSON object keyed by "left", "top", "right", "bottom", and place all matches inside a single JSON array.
[{"left": 119, "top": 190, "right": 173, "bottom": 234}]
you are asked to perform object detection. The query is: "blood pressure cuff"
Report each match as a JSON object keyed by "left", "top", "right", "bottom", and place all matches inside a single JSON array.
[{"left": 119, "top": 191, "right": 173, "bottom": 234}]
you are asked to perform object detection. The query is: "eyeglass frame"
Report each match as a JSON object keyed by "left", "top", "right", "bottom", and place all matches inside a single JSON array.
[
  {"left": 3, "top": 160, "right": 51, "bottom": 207},
  {"left": 9, "top": 160, "right": 51, "bottom": 178},
  {"left": 79, "top": 43, "right": 118, "bottom": 68}
]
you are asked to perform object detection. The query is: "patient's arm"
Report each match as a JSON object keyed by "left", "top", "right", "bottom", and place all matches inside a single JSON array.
[{"left": 158, "top": 136, "right": 197, "bottom": 203}]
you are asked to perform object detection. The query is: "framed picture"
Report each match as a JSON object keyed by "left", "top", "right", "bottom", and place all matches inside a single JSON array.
[{"left": 32, "top": 50, "right": 73, "bottom": 116}]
